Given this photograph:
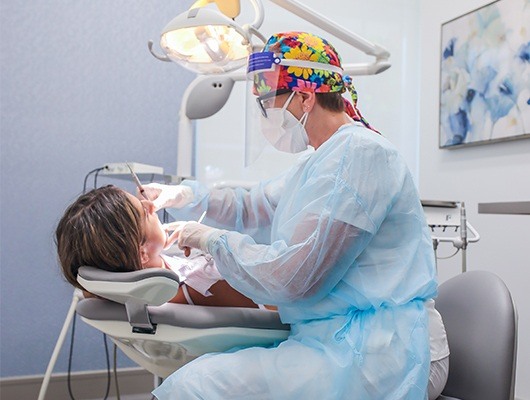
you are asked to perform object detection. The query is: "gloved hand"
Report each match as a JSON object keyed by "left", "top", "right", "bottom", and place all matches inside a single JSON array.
[
  {"left": 175, "top": 221, "right": 225, "bottom": 256},
  {"left": 141, "top": 183, "right": 194, "bottom": 211},
  {"left": 162, "top": 221, "right": 187, "bottom": 251}
]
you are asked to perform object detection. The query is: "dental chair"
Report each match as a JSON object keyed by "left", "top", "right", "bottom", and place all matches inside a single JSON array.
[
  {"left": 435, "top": 270, "right": 518, "bottom": 400},
  {"left": 50, "top": 266, "right": 518, "bottom": 399},
  {"left": 75, "top": 266, "right": 291, "bottom": 379}
]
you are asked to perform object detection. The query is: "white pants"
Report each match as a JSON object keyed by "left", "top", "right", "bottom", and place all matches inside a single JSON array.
[{"left": 429, "top": 356, "right": 449, "bottom": 400}]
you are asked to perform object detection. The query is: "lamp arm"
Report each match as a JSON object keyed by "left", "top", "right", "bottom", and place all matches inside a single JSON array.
[
  {"left": 244, "top": 24, "right": 267, "bottom": 44},
  {"left": 248, "top": 0, "right": 265, "bottom": 30},
  {"left": 241, "top": 0, "right": 266, "bottom": 44},
  {"left": 177, "top": 75, "right": 200, "bottom": 178},
  {"left": 342, "top": 61, "right": 391, "bottom": 76},
  {"left": 177, "top": 113, "right": 194, "bottom": 179},
  {"left": 177, "top": 70, "right": 247, "bottom": 177},
  {"left": 225, "top": 69, "right": 247, "bottom": 81},
  {"left": 268, "top": 0, "right": 390, "bottom": 60}
]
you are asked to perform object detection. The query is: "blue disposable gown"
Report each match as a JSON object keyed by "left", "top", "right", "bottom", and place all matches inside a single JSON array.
[{"left": 154, "top": 122, "right": 437, "bottom": 399}]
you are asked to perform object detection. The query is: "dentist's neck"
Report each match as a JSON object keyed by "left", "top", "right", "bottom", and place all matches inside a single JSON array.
[{"left": 307, "top": 109, "right": 351, "bottom": 150}]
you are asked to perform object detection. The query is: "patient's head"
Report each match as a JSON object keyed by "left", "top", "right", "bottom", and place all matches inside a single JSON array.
[{"left": 56, "top": 185, "right": 167, "bottom": 289}]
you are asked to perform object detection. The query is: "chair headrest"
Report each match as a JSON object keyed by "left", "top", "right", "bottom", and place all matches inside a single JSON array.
[{"left": 77, "top": 266, "right": 180, "bottom": 306}]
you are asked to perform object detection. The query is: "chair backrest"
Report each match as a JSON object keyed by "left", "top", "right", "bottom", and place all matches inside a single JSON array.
[
  {"left": 436, "top": 270, "right": 517, "bottom": 400},
  {"left": 77, "top": 266, "right": 180, "bottom": 306}
]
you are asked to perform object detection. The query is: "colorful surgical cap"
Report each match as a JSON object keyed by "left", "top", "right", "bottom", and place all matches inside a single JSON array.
[{"left": 253, "top": 31, "right": 378, "bottom": 133}]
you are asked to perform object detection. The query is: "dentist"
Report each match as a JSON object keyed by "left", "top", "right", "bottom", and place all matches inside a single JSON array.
[{"left": 148, "top": 32, "right": 440, "bottom": 399}]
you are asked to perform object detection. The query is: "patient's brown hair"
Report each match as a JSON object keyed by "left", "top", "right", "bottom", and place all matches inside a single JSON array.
[{"left": 55, "top": 185, "right": 145, "bottom": 289}]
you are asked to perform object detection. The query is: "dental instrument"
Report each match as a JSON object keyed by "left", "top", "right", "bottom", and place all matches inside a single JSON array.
[
  {"left": 197, "top": 210, "right": 207, "bottom": 224},
  {"left": 162, "top": 211, "right": 207, "bottom": 232},
  {"left": 126, "top": 161, "right": 149, "bottom": 200},
  {"left": 162, "top": 221, "right": 182, "bottom": 231},
  {"left": 421, "top": 200, "right": 480, "bottom": 273}
]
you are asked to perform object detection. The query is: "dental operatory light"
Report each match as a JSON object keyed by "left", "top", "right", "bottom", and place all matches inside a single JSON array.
[
  {"left": 149, "top": 0, "right": 391, "bottom": 77},
  {"left": 148, "top": 0, "right": 265, "bottom": 74},
  {"left": 155, "top": 0, "right": 392, "bottom": 177}
]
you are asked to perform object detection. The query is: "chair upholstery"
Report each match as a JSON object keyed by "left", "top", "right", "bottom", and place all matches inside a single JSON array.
[
  {"left": 435, "top": 270, "right": 517, "bottom": 400},
  {"left": 76, "top": 267, "right": 290, "bottom": 378}
]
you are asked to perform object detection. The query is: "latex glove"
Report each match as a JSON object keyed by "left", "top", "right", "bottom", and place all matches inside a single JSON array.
[
  {"left": 176, "top": 221, "right": 225, "bottom": 256},
  {"left": 141, "top": 183, "right": 194, "bottom": 211},
  {"left": 162, "top": 221, "right": 187, "bottom": 251}
]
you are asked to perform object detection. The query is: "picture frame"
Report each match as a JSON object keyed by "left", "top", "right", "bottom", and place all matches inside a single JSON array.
[{"left": 439, "top": 0, "right": 530, "bottom": 149}]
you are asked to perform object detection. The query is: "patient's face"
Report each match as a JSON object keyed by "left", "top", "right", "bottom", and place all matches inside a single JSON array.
[{"left": 126, "top": 193, "right": 167, "bottom": 256}]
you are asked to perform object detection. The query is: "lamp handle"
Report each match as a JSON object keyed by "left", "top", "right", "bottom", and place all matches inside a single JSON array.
[{"left": 147, "top": 40, "right": 171, "bottom": 62}]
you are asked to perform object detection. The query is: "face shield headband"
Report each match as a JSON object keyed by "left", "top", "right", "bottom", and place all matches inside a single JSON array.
[
  {"left": 248, "top": 51, "right": 344, "bottom": 96},
  {"left": 247, "top": 51, "right": 378, "bottom": 133}
]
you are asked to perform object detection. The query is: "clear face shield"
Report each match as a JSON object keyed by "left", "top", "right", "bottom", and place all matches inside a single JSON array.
[
  {"left": 245, "top": 51, "right": 345, "bottom": 167},
  {"left": 245, "top": 52, "right": 310, "bottom": 167},
  {"left": 245, "top": 87, "right": 301, "bottom": 166},
  {"left": 244, "top": 81, "right": 272, "bottom": 167}
]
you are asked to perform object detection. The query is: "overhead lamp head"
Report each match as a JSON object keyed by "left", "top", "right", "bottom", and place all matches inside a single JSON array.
[{"left": 159, "top": 7, "right": 252, "bottom": 74}]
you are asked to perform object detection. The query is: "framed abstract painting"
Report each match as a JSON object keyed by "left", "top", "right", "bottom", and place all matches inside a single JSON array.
[{"left": 439, "top": 0, "right": 530, "bottom": 148}]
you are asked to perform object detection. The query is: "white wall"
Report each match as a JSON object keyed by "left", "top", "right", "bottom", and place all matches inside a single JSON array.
[
  {"left": 195, "top": 0, "right": 421, "bottom": 184},
  {"left": 419, "top": 1, "right": 530, "bottom": 398}
]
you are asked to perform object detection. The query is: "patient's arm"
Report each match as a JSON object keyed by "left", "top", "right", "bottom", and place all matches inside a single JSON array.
[
  {"left": 82, "top": 290, "right": 103, "bottom": 300},
  {"left": 168, "top": 281, "right": 266, "bottom": 309},
  {"left": 78, "top": 265, "right": 270, "bottom": 310}
]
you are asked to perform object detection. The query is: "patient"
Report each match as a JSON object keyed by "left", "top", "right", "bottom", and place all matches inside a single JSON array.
[{"left": 55, "top": 185, "right": 260, "bottom": 308}]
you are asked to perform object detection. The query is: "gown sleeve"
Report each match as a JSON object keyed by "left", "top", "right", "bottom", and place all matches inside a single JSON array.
[
  {"left": 167, "top": 172, "right": 287, "bottom": 243},
  {"left": 205, "top": 131, "right": 407, "bottom": 306}
]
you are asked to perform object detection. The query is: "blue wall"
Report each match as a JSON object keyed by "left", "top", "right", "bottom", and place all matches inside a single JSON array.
[{"left": 0, "top": 1, "right": 193, "bottom": 376}]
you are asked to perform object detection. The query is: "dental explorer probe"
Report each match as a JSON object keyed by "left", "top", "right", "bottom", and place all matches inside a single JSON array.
[
  {"left": 126, "top": 162, "right": 149, "bottom": 200},
  {"left": 162, "top": 210, "right": 207, "bottom": 231},
  {"left": 163, "top": 211, "right": 207, "bottom": 257},
  {"left": 197, "top": 210, "right": 207, "bottom": 224}
]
